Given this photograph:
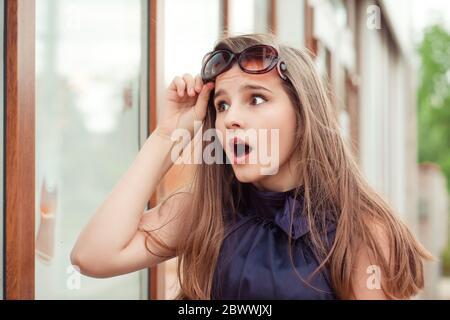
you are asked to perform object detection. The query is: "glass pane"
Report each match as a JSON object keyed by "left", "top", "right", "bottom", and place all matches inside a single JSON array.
[
  {"left": 35, "top": 0, "right": 148, "bottom": 299},
  {"left": 0, "top": 0, "right": 4, "bottom": 301},
  {"left": 164, "top": 0, "right": 220, "bottom": 86},
  {"left": 277, "top": 0, "right": 305, "bottom": 48},
  {"left": 162, "top": 0, "right": 220, "bottom": 299},
  {"left": 229, "top": 0, "right": 269, "bottom": 34}
]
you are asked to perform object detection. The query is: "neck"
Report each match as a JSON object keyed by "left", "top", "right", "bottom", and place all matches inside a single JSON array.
[{"left": 251, "top": 156, "right": 301, "bottom": 192}]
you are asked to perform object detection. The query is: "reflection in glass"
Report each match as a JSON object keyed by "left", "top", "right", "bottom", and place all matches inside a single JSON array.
[
  {"left": 35, "top": 0, "right": 147, "bottom": 299},
  {"left": 36, "top": 178, "right": 58, "bottom": 264}
]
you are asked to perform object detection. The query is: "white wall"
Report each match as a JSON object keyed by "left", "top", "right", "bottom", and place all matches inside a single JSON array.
[
  {"left": 380, "top": 0, "right": 413, "bottom": 56},
  {"left": 357, "top": 0, "right": 413, "bottom": 222}
]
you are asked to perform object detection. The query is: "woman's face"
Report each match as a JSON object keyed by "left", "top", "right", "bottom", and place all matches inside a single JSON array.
[{"left": 213, "top": 63, "right": 298, "bottom": 191}]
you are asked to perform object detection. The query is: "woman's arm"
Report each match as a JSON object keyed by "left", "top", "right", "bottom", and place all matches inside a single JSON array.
[
  {"left": 70, "top": 131, "right": 181, "bottom": 277},
  {"left": 351, "top": 222, "right": 391, "bottom": 299},
  {"left": 70, "top": 74, "right": 214, "bottom": 278}
]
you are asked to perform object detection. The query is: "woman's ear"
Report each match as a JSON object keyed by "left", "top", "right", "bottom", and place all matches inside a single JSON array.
[{"left": 277, "top": 61, "right": 288, "bottom": 80}]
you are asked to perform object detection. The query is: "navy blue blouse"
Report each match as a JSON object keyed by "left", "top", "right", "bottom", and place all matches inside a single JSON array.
[{"left": 211, "top": 183, "right": 338, "bottom": 300}]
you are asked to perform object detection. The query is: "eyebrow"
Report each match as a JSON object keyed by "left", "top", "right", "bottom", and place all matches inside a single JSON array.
[{"left": 213, "top": 84, "right": 273, "bottom": 101}]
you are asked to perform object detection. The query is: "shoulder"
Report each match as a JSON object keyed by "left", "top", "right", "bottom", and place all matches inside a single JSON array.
[{"left": 350, "top": 218, "right": 391, "bottom": 299}]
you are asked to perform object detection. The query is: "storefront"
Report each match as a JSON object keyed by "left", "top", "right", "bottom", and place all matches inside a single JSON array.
[
  {"left": 3, "top": 0, "right": 156, "bottom": 300},
  {"left": 1, "top": 0, "right": 389, "bottom": 300},
  {"left": 1, "top": 0, "right": 327, "bottom": 300}
]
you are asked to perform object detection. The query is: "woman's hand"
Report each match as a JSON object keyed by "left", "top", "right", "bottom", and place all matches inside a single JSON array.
[{"left": 159, "top": 73, "right": 215, "bottom": 138}]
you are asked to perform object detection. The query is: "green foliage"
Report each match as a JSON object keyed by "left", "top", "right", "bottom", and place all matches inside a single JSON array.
[
  {"left": 417, "top": 24, "right": 450, "bottom": 192},
  {"left": 417, "top": 24, "right": 450, "bottom": 276}
]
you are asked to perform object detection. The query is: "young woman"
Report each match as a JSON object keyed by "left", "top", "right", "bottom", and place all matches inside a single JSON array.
[{"left": 71, "top": 33, "right": 433, "bottom": 300}]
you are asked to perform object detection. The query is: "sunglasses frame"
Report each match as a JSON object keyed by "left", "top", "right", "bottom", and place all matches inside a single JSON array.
[{"left": 201, "top": 44, "right": 288, "bottom": 83}]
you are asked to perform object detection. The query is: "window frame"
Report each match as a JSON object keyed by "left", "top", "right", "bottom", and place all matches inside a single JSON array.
[
  {"left": 0, "top": 0, "right": 5, "bottom": 301},
  {"left": 3, "top": 0, "right": 156, "bottom": 300},
  {"left": 4, "top": 0, "right": 36, "bottom": 299}
]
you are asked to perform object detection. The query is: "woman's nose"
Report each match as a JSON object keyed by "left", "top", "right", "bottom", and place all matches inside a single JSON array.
[{"left": 223, "top": 104, "right": 244, "bottom": 129}]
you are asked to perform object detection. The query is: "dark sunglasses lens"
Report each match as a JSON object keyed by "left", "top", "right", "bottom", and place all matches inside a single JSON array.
[
  {"left": 240, "top": 46, "right": 277, "bottom": 72},
  {"left": 202, "top": 51, "right": 233, "bottom": 81}
]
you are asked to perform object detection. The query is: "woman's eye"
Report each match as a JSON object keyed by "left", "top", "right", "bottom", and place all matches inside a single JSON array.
[
  {"left": 251, "top": 95, "right": 267, "bottom": 105},
  {"left": 215, "top": 95, "right": 266, "bottom": 112},
  {"left": 215, "top": 101, "right": 230, "bottom": 112}
]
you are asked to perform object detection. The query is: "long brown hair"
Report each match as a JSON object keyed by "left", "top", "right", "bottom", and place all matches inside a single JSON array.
[{"left": 145, "top": 33, "right": 433, "bottom": 300}]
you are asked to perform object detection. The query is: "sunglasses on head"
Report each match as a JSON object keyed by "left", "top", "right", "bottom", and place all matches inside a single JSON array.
[{"left": 201, "top": 44, "right": 288, "bottom": 83}]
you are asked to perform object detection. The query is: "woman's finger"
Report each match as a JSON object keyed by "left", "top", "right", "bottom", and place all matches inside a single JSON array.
[
  {"left": 194, "top": 82, "right": 215, "bottom": 120},
  {"left": 173, "top": 76, "right": 186, "bottom": 97},
  {"left": 182, "top": 73, "right": 196, "bottom": 97},
  {"left": 194, "top": 74, "right": 203, "bottom": 93}
]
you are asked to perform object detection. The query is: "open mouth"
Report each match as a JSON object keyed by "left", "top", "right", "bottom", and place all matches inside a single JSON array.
[{"left": 229, "top": 137, "right": 253, "bottom": 162}]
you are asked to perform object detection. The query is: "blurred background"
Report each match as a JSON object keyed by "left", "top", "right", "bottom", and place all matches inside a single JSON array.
[{"left": 1, "top": 0, "right": 449, "bottom": 300}]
